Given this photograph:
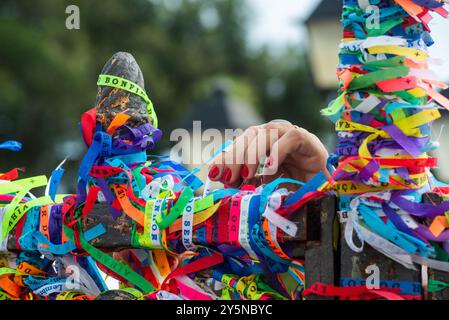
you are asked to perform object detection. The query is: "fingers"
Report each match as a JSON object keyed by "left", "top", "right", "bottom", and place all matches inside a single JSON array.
[
  {"left": 263, "top": 126, "right": 329, "bottom": 178},
  {"left": 208, "top": 126, "right": 259, "bottom": 184},
  {"left": 293, "top": 126, "right": 328, "bottom": 159},
  {"left": 293, "top": 128, "right": 329, "bottom": 178},
  {"left": 243, "top": 124, "right": 282, "bottom": 180},
  {"left": 263, "top": 127, "right": 303, "bottom": 176},
  {"left": 220, "top": 127, "right": 257, "bottom": 187}
]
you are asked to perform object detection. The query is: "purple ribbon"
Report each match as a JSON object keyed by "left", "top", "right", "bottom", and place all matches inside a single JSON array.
[
  {"left": 336, "top": 132, "right": 428, "bottom": 158},
  {"left": 112, "top": 139, "right": 142, "bottom": 152},
  {"left": 359, "top": 113, "right": 376, "bottom": 125},
  {"left": 49, "top": 204, "right": 63, "bottom": 245},
  {"left": 411, "top": 0, "right": 443, "bottom": 9},
  {"left": 382, "top": 202, "right": 430, "bottom": 245},
  {"left": 358, "top": 160, "right": 380, "bottom": 181},
  {"left": 383, "top": 124, "right": 422, "bottom": 157},
  {"left": 96, "top": 178, "right": 122, "bottom": 220},
  {"left": 120, "top": 124, "right": 160, "bottom": 140},
  {"left": 416, "top": 224, "right": 449, "bottom": 242},
  {"left": 112, "top": 123, "right": 162, "bottom": 153},
  {"left": 117, "top": 124, "right": 162, "bottom": 148}
]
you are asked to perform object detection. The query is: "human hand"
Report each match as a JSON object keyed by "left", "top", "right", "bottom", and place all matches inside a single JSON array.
[{"left": 207, "top": 120, "right": 329, "bottom": 189}]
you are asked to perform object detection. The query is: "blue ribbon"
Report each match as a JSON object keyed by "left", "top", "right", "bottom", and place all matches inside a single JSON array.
[{"left": 0, "top": 140, "right": 22, "bottom": 152}]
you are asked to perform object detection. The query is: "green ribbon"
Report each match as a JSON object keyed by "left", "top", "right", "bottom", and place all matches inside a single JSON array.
[
  {"left": 395, "top": 90, "right": 425, "bottom": 105},
  {"left": 432, "top": 242, "right": 449, "bottom": 262},
  {"left": 63, "top": 223, "right": 156, "bottom": 294},
  {"left": 119, "top": 287, "right": 145, "bottom": 299},
  {"left": 429, "top": 279, "right": 449, "bottom": 293},
  {"left": 367, "top": 17, "right": 404, "bottom": 37},
  {"left": 2, "top": 195, "right": 53, "bottom": 241},
  {"left": 132, "top": 165, "right": 146, "bottom": 191},
  {"left": 348, "top": 66, "right": 410, "bottom": 91},
  {"left": 0, "top": 291, "right": 13, "bottom": 300},
  {"left": 321, "top": 92, "right": 345, "bottom": 117},
  {"left": 156, "top": 187, "right": 194, "bottom": 230},
  {"left": 0, "top": 267, "right": 29, "bottom": 277},
  {"left": 364, "top": 56, "right": 406, "bottom": 69},
  {"left": 194, "top": 195, "right": 214, "bottom": 213}
]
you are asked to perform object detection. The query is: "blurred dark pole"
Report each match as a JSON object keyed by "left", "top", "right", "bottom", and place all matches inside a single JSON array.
[{"left": 304, "top": 0, "right": 342, "bottom": 102}]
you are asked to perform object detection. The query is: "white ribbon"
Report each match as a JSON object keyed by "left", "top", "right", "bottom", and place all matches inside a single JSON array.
[
  {"left": 57, "top": 256, "right": 102, "bottom": 296},
  {"left": 151, "top": 198, "right": 164, "bottom": 249},
  {"left": 142, "top": 178, "right": 161, "bottom": 199},
  {"left": 362, "top": 36, "right": 407, "bottom": 49},
  {"left": 156, "top": 290, "right": 184, "bottom": 300},
  {"left": 181, "top": 197, "right": 196, "bottom": 251},
  {"left": 239, "top": 195, "right": 259, "bottom": 260},
  {"left": 344, "top": 194, "right": 417, "bottom": 270},
  {"left": 413, "top": 255, "right": 449, "bottom": 273},
  {"left": 263, "top": 191, "right": 298, "bottom": 237},
  {"left": 353, "top": 95, "right": 381, "bottom": 113}
]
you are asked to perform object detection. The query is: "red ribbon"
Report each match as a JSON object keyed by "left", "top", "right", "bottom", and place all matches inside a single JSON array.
[
  {"left": 161, "top": 251, "right": 224, "bottom": 290},
  {"left": 81, "top": 107, "right": 97, "bottom": 147},
  {"left": 303, "top": 282, "right": 421, "bottom": 300}
]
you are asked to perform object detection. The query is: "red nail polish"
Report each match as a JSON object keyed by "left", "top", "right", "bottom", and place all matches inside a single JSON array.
[
  {"left": 241, "top": 165, "right": 249, "bottom": 179},
  {"left": 222, "top": 168, "right": 232, "bottom": 183},
  {"left": 265, "top": 157, "right": 272, "bottom": 168},
  {"left": 208, "top": 166, "right": 219, "bottom": 179}
]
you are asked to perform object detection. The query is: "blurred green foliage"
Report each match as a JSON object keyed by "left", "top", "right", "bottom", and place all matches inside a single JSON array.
[{"left": 0, "top": 0, "right": 330, "bottom": 192}]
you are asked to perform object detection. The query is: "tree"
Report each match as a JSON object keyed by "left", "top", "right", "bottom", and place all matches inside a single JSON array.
[{"left": 0, "top": 0, "right": 327, "bottom": 192}]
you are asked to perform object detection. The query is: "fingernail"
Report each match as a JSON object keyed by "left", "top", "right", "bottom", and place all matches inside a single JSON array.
[
  {"left": 265, "top": 156, "right": 273, "bottom": 168},
  {"left": 222, "top": 168, "right": 232, "bottom": 183},
  {"left": 208, "top": 166, "right": 220, "bottom": 179},
  {"left": 241, "top": 165, "right": 249, "bottom": 179}
]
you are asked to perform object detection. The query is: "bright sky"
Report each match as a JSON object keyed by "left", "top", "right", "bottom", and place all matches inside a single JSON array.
[
  {"left": 247, "top": 0, "right": 449, "bottom": 81},
  {"left": 246, "top": 0, "right": 318, "bottom": 48}
]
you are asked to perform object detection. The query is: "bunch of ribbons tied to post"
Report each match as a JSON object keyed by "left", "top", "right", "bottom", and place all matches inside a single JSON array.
[{"left": 2, "top": 0, "right": 449, "bottom": 301}]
